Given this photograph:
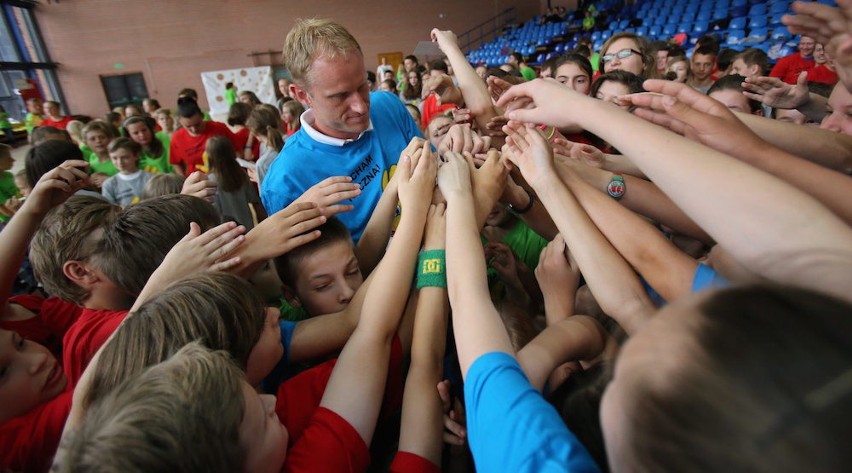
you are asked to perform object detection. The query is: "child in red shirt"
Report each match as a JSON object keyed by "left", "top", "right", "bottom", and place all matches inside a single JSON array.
[{"left": 169, "top": 97, "right": 239, "bottom": 176}]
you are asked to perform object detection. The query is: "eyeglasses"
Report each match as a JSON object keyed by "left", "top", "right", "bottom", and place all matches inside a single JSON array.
[{"left": 602, "top": 48, "right": 642, "bottom": 64}]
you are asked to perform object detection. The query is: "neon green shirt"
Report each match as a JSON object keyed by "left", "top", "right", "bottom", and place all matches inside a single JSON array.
[
  {"left": 225, "top": 88, "right": 237, "bottom": 105},
  {"left": 0, "top": 172, "right": 21, "bottom": 222},
  {"left": 520, "top": 65, "right": 537, "bottom": 81},
  {"left": 140, "top": 132, "right": 173, "bottom": 173}
]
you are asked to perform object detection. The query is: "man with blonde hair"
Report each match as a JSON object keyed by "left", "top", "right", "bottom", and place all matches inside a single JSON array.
[{"left": 261, "top": 18, "right": 421, "bottom": 241}]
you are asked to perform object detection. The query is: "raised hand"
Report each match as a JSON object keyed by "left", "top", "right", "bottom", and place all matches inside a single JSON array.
[
  {"left": 181, "top": 171, "right": 217, "bottom": 203},
  {"left": 23, "top": 160, "right": 90, "bottom": 216},
  {"left": 158, "top": 221, "right": 246, "bottom": 278},
  {"left": 534, "top": 235, "right": 580, "bottom": 324},
  {"left": 437, "top": 380, "right": 467, "bottom": 446},
  {"left": 249, "top": 202, "right": 327, "bottom": 258},
  {"left": 293, "top": 175, "right": 361, "bottom": 218},
  {"left": 495, "top": 78, "right": 586, "bottom": 129},
  {"left": 427, "top": 73, "right": 463, "bottom": 106},
  {"left": 430, "top": 28, "right": 460, "bottom": 53},
  {"left": 742, "top": 72, "right": 810, "bottom": 109},
  {"left": 487, "top": 76, "right": 514, "bottom": 104},
  {"left": 501, "top": 122, "right": 557, "bottom": 188},
  {"left": 620, "top": 79, "right": 763, "bottom": 156},
  {"left": 397, "top": 140, "right": 437, "bottom": 213},
  {"left": 438, "top": 124, "right": 492, "bottom": 156},
  {"left": 552, "top": 136, "right": 605, "bottom": 168},
  {"left": 451, "top": 107, "right": 473, "bottom": 125}
]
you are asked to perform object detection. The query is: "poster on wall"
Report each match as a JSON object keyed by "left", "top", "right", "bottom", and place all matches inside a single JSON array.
[{"left": 200, "top": 66, "right": 275, "bottom": 121}]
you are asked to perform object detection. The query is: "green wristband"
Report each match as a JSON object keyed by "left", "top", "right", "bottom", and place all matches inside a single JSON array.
[{"left": 416, "top": 249, "right": 447, "bottom": 289}]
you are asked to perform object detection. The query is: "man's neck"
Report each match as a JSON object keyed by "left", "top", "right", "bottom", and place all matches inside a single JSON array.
[
  {"left": 689, "top": 76, "right": 713, "bottom": 87},
  {"left": 309, "top": 115, "right": 360, "bottom": 141}
]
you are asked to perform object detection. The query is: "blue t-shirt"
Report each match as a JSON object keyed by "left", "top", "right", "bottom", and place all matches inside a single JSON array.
[
  {"left": 260, "top": 321, "right": 298, "bottom": 394},
  {"left": 465, "top": 352, "right": 601, "bottom": 473},
  {"left": 261, "top": 91, "right": 421, "bottom": 241},
  {"left": 692, "top": 262, "right": 729, "bottom": 293}
]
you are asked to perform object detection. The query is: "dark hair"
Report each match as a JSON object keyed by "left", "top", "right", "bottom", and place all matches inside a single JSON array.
[
  {"left": 554, "top": 54, "right": 594, "bottom": 82},
  {"left": 381, "top": 79, "right": 397, "bottom": 90},
  {"left": 177, "top": 97, "right": 203, "bottom": 119},
  {"left": 238, "top": 91, "right": 262, "bottom": 107},
  {"left": 621, "top": 284, "right": 852, "bottom": 472},
  {"left": 807, "top": 81, "right": 834, "bottom": 98},
  {"left": 30, "top": 125, "right": 68, "bottom": 147},
  {"left": 25, "top": 140, "right": 83, "bottom": 187},
  {"left": 733, "top": 48, "right": 770, "bottom": 76},
  {"left": 124, "top": 103, "right": 144, "bottom": 117},
  {"left": 205, "top": 136, "right": 248, "bottom": 193},
  {"left": 403, "top": 69, "right": 422, "bottom": 101},
  {"left": 123, "top": 115, "right": 164, "bottom": 158},
  {"left": 226, "top": 102, "right": 252, "bottom": 126},
  {"left": 694, "top": 45, "right": 719, "bottom": 60},
  {"left": 107, "top": 136, "right": 143, "bottom": 158},
  {"left": 366, "top": 71, "right": 376, "bottom": 84},
  {"left": 540, "top": 55, "right": 560, "bottom": 77},
  {"left": 550, "top": 362, "right": 613, "bottom": 472},
  {"left": 99, "top": 194, "right": 220, "bottom": 296},
  {"left": 246, "top": 106, "right": 284, "bottom": 153},
  {"left": 405, "top": 103, "right": 421, "bottom": 122},
  {"left": 695, "top": 34, "right": 721, "bottom": 54},
  {"left": 574, "top": 45, "right": 592, "bottom": 58},
  {"left": 590, "top": 70, "right": 645, "bottom": 98},
  {"left": 717, "top": 48, "right": 739, "bottom": 71},
  {"left": 274, "top": 216, "right": 352, "bottom": 286},
  {"left": 404, "top": 54, "right": 418, "bottom": 64},
  {"left": 511, "top": 52, "right": 524, "bottom": 64},
  {"left": 177, "top": 88, "right": 199, "bottom": 100},
  {"left": 429, "top": 59, "right": 449, "bottom": 74},
  {"left": 708, "top": 74, "right": 761, "bottom": 113},
  {"left": 104, "top": 111, "right": 121, "bottom": 124},
  {"left": 142, "top": 173, "right": 185, "bottom": 199},
  {"left": 225, "top": 82, "right": 234, "bottom": 89}
]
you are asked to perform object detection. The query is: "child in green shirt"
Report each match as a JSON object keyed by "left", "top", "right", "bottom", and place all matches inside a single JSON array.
[{"left": 0, "top": 144, "right": 21, "bottom": 222}]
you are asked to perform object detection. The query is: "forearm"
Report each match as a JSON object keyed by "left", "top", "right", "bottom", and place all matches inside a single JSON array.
[
  {"left": 602, "top": 153, "right": 647, "bottom": 179},
  {"left": 517, "top": 316, "right": 605, "bottom": 392},
  {"left": 735, "top": 112, "right": 852, "bottom": 174},
  {"left": 356, "top": 187, "right": 398, "bottom": 276},
  {"left": 563, "top": 170, "right": 699, "bottom": 302},
  {"left": 534, "top": 174, "right": 652, "bottom": 334},
  {"left": 442, "top": 44, "right": 498, "bottom": 130},
  {"left": 359, "top": 208, "right": 427, "bottom": 337},
  {"left": 502, "top": 180, "right": 558, "bottom": 240},
  {"left": 446, "top": 192, "right": 514, "bottom": 376},
  {"left": 795, "top": 92, "right": 828, "bottom": 122},
  {"left": 398, "top": 286, "right": 449, "bottom": 462},
  {"left": 577, "top": 97, "right": 852, "bottom": 290},
  {"left": 0, "top": 207, "right": 43, "bottom": 303}
]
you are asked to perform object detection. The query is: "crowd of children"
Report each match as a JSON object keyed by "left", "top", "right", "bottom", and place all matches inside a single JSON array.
[{"left": 1, "top": 0, "right": 851, "bottom": 471}]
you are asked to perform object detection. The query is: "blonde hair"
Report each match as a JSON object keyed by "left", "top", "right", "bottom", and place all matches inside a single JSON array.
[
  {"left": 283, "top": 18, "right": 362, "bottom": 86},
  {"left": 54, "top": 343, "right": 246, "bottom": 473},
  {"left": 66, "top": 120, "right": 84, "bottom": 144}
]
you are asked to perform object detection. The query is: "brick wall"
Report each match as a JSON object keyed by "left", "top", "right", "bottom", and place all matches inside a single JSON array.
[{"left": 34, "top": 0, "right": 542, "bottom": 117}]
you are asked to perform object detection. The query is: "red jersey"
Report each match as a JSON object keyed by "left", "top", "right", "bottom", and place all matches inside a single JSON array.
[
  {"left": 2, "top": 295, "right": 83, "bottom": 359},
  {"left": 168, "top": 121, "right": 237, "bottom": 174},
  {"left": 769, "top": 53, "right": 816, "bottom": 84},
  {"left": 808, "top": 65, "right": 839, "bottom": 85},
  {"left": 389, "top": 451, "right": 441, "bottom": 473},
  {"left": 233, "top": 128, "right": 261, "bottom": 161},
  {"left": 61, "top": 308, "right": 127, "bottom": 386},
  {"left": 40, "top": 116, "right": 73, "bottom": 130},
  {"left": 420, "top": 94, "right": 457, "bottom": 128},
  {"left": 0, "top": 390, "right": 72, "bottom": 472}
]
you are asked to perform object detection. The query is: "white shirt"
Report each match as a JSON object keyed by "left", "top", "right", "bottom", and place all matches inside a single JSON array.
[{"left": 299, "top": 109, "right": 374, "bottom": 147}]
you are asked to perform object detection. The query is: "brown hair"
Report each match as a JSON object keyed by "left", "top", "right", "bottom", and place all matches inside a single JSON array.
[
  {"left": 98, "top": 194, "right": 220, "bottom": 296},
  {"left": 30, "top": 196, "right": 121, "bottom": 304},
  {"left": 107, "top": 137, "right": 142, "bottom": 157},
  {"left": 246, "top": 106, "right": 284, "bottom": 153},
  {"left": 82, "top": 273, "right": 266, "bottom": 411},
  {"left": 274, "top": 216, "right": 353, "bottom": 287},
  {"left": 280, "top": 100, "right": 305, "bottom": 132},
  {"left": 598, "top": 32, "right": 656, "bottom": 78},
  {"left": 142, "top": 173, "right": 185, "bottom": 199},
  {"left": 205, "top": 135, "right": 248, "bottom": 193},
  {"left": 123, "top": 115, "right": 164, "bottom": 157},
  {"left": 227, "top": 102, "right": 253, "bottom": 127},
  {"left": 618, "top": 285, "right": 852, "bottom": 472},
  {"left": 56, "top": 343, "right": 246, "bottom": 473},
  {"left": 283, "top": 18, "right": 362, "bottom": 86},
  {"left": 81, "top": 120, "right": 117, "bottom": 142}
]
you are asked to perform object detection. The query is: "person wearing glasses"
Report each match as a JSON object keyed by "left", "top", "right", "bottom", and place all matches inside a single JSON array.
[{"left": 597, "top": 32, "right": 657, "bottom": 78}]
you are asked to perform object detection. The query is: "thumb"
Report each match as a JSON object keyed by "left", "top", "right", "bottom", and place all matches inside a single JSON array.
[
  {"left": 505, "top": 107, "right": 536, "bottom": 124},
  {"left": 796, "top": 70, "right": 808, "bottom": 88}
]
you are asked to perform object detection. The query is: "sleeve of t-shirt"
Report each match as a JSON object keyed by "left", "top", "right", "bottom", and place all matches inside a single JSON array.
[
  {"left": 283, "top": 407, "right": 370, "bottom": 473},
  {"left": 389, "top": 451, "right": 441, "bottom": 473},
  {"left": 465, "top": 352, "right": 601, "bottom": 473},
  {"left": 101, "top": 177, "right": 118, "bottom": 205},
  {"left": 275, "top": 359, "right": 337, "bottom": 442},
  {"left": 691, "top": 263, "right": 729, "bottom": 293}
]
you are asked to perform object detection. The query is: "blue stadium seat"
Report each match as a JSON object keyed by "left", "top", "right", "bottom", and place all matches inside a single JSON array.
[
  {"left": 729, "top": 16, "right": 748, "bottom": 30},
  {"left": 649, "top": 25, "right": 662, "bottom": 37},
  {"left": 662, "top": 24, "right": 677, "bottom": 36},
  {"left": 749, "top": 15, "right": 768, "bottom": 28},
  {"left": 771, "top": 29, "right": 792, "bottom": 41},
  {"left": 693, "top": 21, "right": 709, "bottom": 34},
  {"left": 769, "top": 1, "right": 791, "bottom": 13},
  {"left": 635, "top": 26, "right": 648, "bottom": 37},
  {"left": 732, "top": 0, "right": 747, "bottom": 6},
  {"left": 680, "top": 11, "right": 696, "bottom": 23},
  {"left": 726, "top": 29, "right": 746, "bottom": 45},
  {"left": 696, "top": 10, "right": 712, "bottom": 21},
  {"left": 749, "top": 4, "right": 768, "bottom": 16},
  {"left": 713, "top": 9, "right": 729, "bottom": 21},
  {"left": 677, "top": 23, "right": 691, "bottom": 34},
  {"left": 769, "top": 13, "right": 785, "bottom": 26},
  {"left": 746, "top": 27, "right": 770, "bottom": 42}
]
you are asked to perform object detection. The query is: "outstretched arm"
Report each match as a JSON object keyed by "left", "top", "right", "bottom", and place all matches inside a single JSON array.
[
  {"left": 498, "top": 79, "right": 852, "bottom": 302},
  {"left": 320, "top": 149, "right": 435, "bottom": 444},
  {"left": 397, "top": 204, "right": 450, "bottom": 467},
  {"left": 502, "top": 124, "right": 655, "bottom": 334}
]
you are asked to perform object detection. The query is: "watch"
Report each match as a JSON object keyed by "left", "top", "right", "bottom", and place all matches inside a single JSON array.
[{"left": 607, "top": 173, "right": 626, "bottom": 200}]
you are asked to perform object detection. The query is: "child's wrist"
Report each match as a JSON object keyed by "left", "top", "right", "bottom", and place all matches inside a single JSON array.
[{"left": 416, "top": 249, "right": 447, "bottom": 289}]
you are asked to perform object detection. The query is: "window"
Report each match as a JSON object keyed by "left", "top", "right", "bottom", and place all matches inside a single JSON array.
[{"left": 100, "top": 72, "right": 149, "bottom": 109}]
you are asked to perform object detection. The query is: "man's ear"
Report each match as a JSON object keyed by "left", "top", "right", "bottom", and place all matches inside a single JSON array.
[
  {"left": 749, "top": 64, "right": 761, "bottom": 77},
  {"left": 290, "top": 84, "right": 311, "bottom": 107},
  {"left": 281, "top": 284, "right": 301, "bottom": 308},
  {"left": 63, "top": 260, "right": 98, "bottom": 288}
]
